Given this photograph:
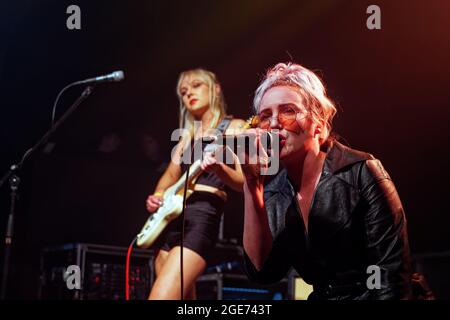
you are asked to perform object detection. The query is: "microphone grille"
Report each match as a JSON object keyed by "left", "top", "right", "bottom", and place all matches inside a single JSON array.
[{"left": 112, "top": 70, "right": 125, "bottom": 82}]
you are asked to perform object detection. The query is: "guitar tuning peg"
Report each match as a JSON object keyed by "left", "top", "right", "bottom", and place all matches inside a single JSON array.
[{"left": 245, "top": 115, "right": 260, "bottom": 129}]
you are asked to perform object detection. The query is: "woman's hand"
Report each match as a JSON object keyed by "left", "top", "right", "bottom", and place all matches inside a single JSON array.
[
  {"left": 200, "top": 150, "right": 222, "bottom": 173},
  {"left": 146, "top": 193, "right": 163, "bottom": 213},
  {"left": 238, "top": 128, "right": 269, "bottom": 190}
]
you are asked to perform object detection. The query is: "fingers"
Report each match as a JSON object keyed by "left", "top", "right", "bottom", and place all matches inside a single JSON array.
[
  {"left": 243, "top": 128, "right": 265, "bottom": 138},
  {"left": 146, "top": 195, "right": 163, "bottom": 213},
  {"left": 237, "top": 128, "right": 268, "bottom": 156},
  {"left": 146, "top": 202, "right": 158, "bottom": 213},
  {"left": 238, "top": 130, "right": 269, "bottom": 185},
  {"left": 201, "top": 152, "right": 218, "bottom": 172}
]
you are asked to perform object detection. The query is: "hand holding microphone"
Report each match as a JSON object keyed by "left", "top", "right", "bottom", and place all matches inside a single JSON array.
[
  {"left": 237, "top": 128, "right": 271, "bottom": 187},
  {"left": 202, "top": 128, "right": 280, "bottom": 180}
]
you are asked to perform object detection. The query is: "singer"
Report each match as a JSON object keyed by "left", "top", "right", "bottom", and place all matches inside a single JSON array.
[
  {"left": 145, "top": 68, "right": 245, "bottom": 299},
  {"left": 241, "top": 63, "right": 414, "bottom": 300}
]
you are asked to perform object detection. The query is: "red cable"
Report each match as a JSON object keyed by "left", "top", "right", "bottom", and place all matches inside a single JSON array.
[{"left": 125, "top": 237, "right": 137, "bottom": 300}]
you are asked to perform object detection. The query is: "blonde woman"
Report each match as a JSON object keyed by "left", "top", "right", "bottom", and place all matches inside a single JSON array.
[{"left": 146, "top": 69, "right": 245, "bottom": 299}]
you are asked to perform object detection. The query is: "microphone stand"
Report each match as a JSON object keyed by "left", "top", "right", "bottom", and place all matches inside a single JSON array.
[{"left": 0, "top": 85, "right": 95, "bottom": 299}]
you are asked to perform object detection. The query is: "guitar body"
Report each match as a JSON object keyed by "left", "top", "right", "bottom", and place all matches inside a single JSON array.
[
  {"left": 136, "top": 161, "right": 200, "bottom": 249},
  {"left": 136, "top": 197, "right": 180, "bottom": 249}
]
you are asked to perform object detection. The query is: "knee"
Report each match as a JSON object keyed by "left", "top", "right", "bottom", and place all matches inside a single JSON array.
[{"left": 154, "top": 251, "right": 168, "bottom": 276}]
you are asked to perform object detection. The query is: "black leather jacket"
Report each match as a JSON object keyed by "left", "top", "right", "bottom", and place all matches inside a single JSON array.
[{"left": 244, "top": 141, "right": 413, "bottom": 300}]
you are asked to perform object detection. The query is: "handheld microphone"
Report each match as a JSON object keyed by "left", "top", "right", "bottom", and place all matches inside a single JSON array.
[
  {"left": 202, "top": 131, "right": 281, "bottom": 175},
  {"left": 77, "top": 70, "right": 125, "bottom": 85},
  {"left": 203, "top": 131, "right": 279, "bottom": 153}
]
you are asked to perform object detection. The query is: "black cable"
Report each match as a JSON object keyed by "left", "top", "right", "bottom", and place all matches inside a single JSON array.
[
  {"left": 179, "top": 135, "right": 207, "bottom": 299},
  {"left": 178, "top": 137, "right": 197, "bottom": 300},
  {"left": 179, "top": 161, "right": 190, "bottom": 300},
  {"left": 51, "top": 81, "right": 85, "bottom": 127}
]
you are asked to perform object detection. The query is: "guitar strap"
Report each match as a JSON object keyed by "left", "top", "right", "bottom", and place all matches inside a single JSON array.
[
  {"left": 202, "top": 115, "right": 233, "bottom": 154},
  {"left": 195, "top": 115, "right": 233, "bottom": 191},
  {"left": 215, "top": 115, "right": 233, "bottom": 134}
]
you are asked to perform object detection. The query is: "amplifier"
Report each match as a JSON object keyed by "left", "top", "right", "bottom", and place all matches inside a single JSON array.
[
  {"left": 196, "top": 273, "right": 290, "bottom": 300},
  {"left": 38, "top": 243, "right": 154, "bottom": 300}
]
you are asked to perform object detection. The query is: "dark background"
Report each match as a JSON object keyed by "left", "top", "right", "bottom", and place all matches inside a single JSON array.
[{"left": 0, "top": 0, "right": 449, "bottom": 298}]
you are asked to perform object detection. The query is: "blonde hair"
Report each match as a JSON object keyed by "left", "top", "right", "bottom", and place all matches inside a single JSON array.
[
  {"left": 176, "top": 69, "right": 227, "bottom": 136},
  {"left": 253, "top": 63, "right": 337, "bottom": 141}
]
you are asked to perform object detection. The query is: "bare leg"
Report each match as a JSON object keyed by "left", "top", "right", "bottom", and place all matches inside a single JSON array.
[
  {"left": 148, "top": 249, "right": 169, "bottom": 299},
  {"left": 148, "top": 246, "right": 206, "bottom": 300},
  {"left": 154, "top": 249, "right": 170, "bottom": 277}
]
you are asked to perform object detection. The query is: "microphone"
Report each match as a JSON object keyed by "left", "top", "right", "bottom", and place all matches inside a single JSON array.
[
  {"left": 77, "top": 70, "right": 125, "bottom": 85},
  {"left": 50, "top": 70, "right": 125, "bottom": 127},
  {"left": 203, "top": 131, "right": 280, "bottom": 153},
  {"left": 202, "top": 131, "right": 281, "bottom": 175}
]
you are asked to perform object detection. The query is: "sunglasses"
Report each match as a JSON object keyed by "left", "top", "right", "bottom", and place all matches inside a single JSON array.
[{"left": 257, "top": 105, "right": 306, "bottom": 131}]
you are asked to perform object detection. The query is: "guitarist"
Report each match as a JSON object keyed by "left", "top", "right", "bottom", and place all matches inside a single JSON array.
[{"left": 145, "top": 68, "right": 245, "bottom": 299}]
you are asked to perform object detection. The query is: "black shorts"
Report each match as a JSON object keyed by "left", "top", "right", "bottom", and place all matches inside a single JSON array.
[{"left": 155, "top": 192, "right": 225, "bottom": 263}]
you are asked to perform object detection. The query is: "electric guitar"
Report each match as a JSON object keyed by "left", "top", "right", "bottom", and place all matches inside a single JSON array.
[{"left": 136, "top": 117, "right": 258, "bottom": 249}]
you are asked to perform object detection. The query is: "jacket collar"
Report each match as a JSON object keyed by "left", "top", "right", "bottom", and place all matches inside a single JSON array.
[
  {"left": 265, "top": 140, "right": 373, "bottom": 194},
  {"left": 263, "top": 140, "right": 375, "bottom": 241},
  {"left": 323, "top": 140, "right": 374, "bottom": 174}
]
